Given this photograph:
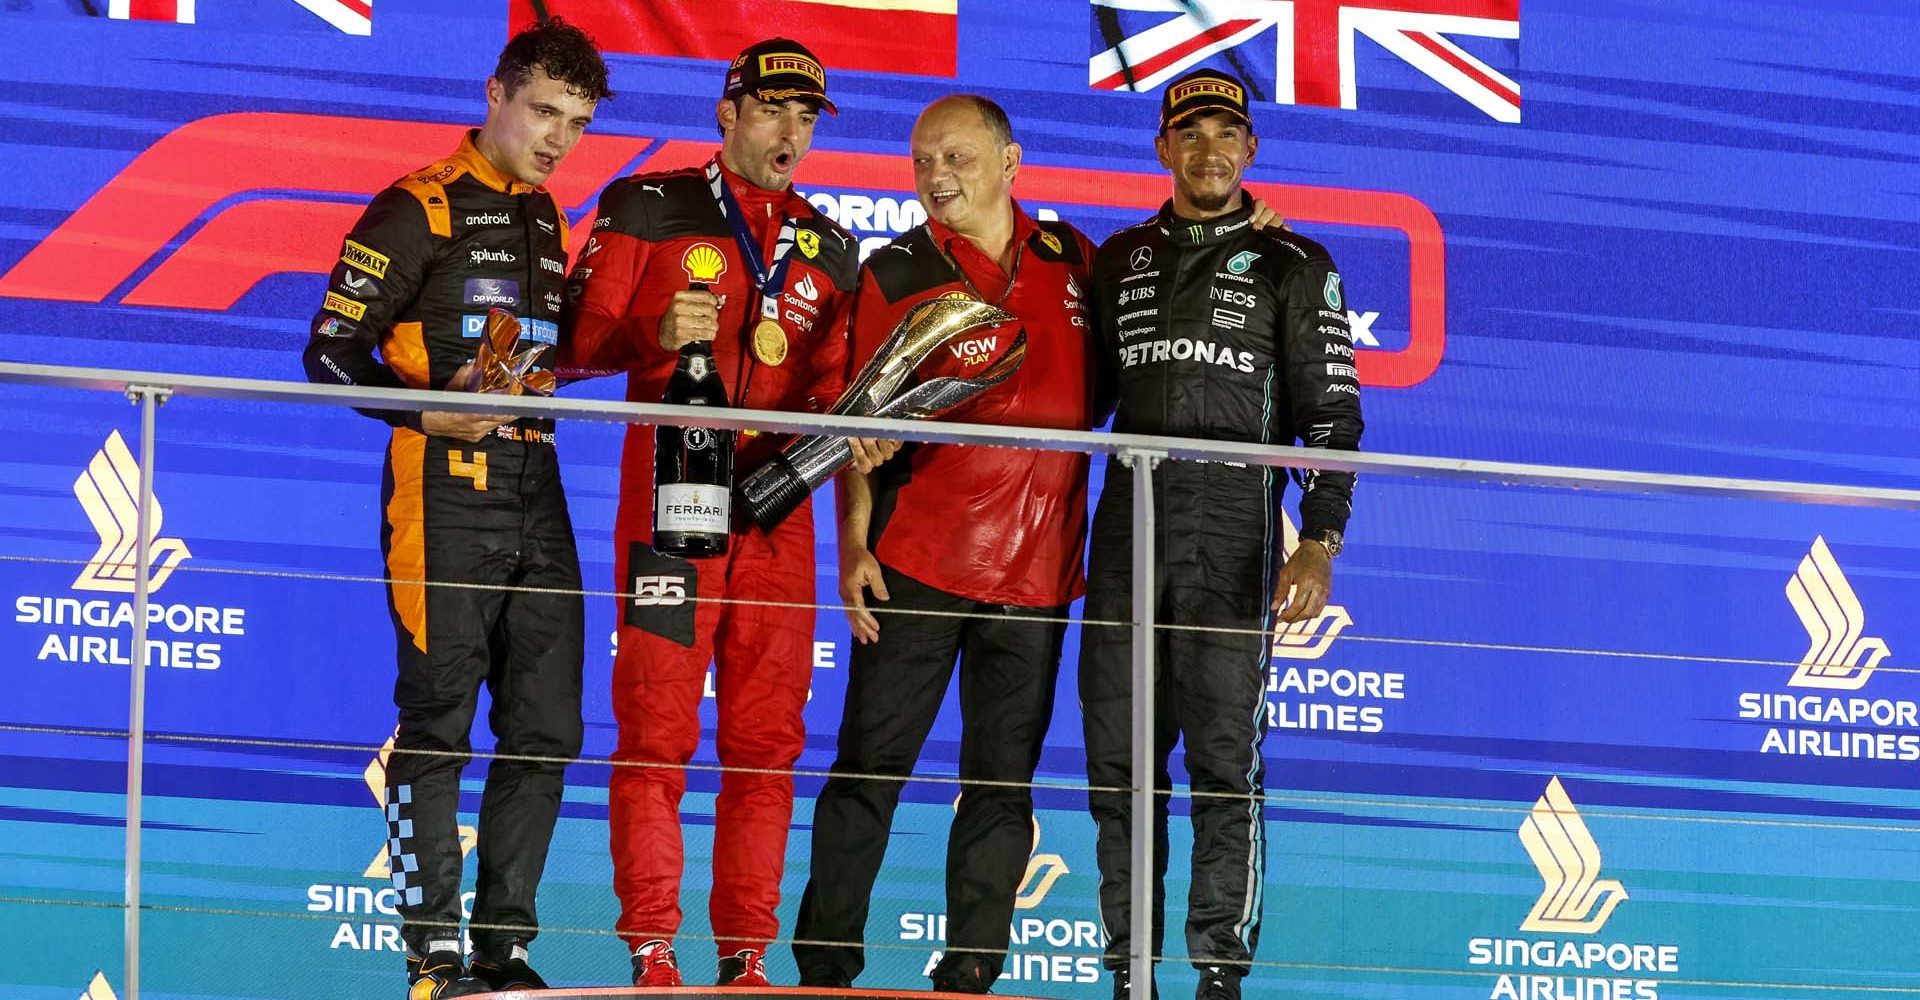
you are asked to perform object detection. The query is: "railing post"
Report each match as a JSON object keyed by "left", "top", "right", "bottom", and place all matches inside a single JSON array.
[
  {"left": 1123, "top": 446, "right": 1164, "bottom": 997},
  {"left": 123, "top": 383, "right": 169, "bottom": 1000}
]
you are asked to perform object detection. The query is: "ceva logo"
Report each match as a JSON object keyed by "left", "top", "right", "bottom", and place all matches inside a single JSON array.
[
  {"left": 1518, "top": 777, "right": 1628, "bottom": 934},
  {"left": 73, "top": 431, "right": 191, "bottom": 594},
  {"left": 1785, "top": 536, "right": 1889, "bottom": 691}
]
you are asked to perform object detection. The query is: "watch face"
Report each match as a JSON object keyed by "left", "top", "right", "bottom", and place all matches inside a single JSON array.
[{"left": 1308, "top": 530, "right": 1344, "bottom": 558}]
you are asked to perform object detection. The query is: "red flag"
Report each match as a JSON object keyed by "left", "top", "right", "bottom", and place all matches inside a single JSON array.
[{"left": 511, "top": 0, "right": 958, "bottom": 78}]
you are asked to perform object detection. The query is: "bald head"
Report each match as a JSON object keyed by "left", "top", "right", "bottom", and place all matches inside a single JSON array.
[{"left": 911, "top": 94, "right": 1022, "bottom": 244}]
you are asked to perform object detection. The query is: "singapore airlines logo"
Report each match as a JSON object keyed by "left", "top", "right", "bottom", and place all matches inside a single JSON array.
[
  {"left": 362, "top": 730, "right": 476, "bottom": 879},
  {"left": 1271, "top": 512, "right": 1351, "bottom": 659},
  {"left": 1518, "top": 778, "right": 1627, "bottom": 934},
  {"left": 72, "top": 430, "right": 191, "bottom": 593},
  {"left": 953, "top": 793, "right": 1068, "bottom": 909},
  {"left": 1784, "top": 536, "right": 1888, "bottom": 691},
  {"left": 78, "top": 971, "right": 119, "bottom": 999},
  {"left": 1013, "top": 818, "right": 1070, "bottom": 910}
]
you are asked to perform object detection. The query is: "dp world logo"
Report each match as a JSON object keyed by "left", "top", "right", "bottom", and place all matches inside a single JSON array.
[
  {"left": 1785, "top": 536, "right": 1889, "bottom": 691},
  {"left": 73, "top": 431, "right": 191, "bottom": 593},
  {"left": 1518, "top": 777, "right": 1627, "bottom": 934}
]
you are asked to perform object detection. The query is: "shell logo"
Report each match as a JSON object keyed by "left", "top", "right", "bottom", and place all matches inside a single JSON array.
[{"left": 681, "top": 243, "right": 729, "bottom": 284}]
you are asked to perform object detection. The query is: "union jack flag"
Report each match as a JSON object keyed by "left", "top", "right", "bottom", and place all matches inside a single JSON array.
[
  {"left": 1091, "top": 0, "right": 1520, "bottom": 123},
  {"left": 106, "top": 0, "right": 371, "bottom": 34}
]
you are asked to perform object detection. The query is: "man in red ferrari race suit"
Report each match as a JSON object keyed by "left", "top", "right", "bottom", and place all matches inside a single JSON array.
[{"left": 561, "top": 37, "right": 890, "bottom": 989}]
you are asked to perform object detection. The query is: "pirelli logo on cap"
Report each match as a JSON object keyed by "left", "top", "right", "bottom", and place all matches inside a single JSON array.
[
  {"left": 760, "top": 53, "right": 826, "bottom": 87},
  {"left": 323, "top": 292, "right": 367, "bottom": 321},
  {"left": 1169, "top": 77, "right": 1244, "bottom": 106},
  {"left": 341, "top": 240, "right": 390, "bottom": 279}
]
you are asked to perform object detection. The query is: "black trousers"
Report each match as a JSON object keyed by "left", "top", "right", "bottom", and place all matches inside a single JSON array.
[
  {"left": 379, "top": 429, "right": 585, "bottom": 957},
  {"left": 1080, "top": 468, "right": 1275, "bottom": 974},
  {"left": 794, "top": 565, "right": 1067, "bottom": 987}
]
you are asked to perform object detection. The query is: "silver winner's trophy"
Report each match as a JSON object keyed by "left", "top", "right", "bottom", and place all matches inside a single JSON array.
[{"left": 736, "top": 293, "right": 1024, "bottom": 531}]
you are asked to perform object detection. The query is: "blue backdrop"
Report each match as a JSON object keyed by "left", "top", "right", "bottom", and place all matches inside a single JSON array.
[{"left": 1, "top": 2, "right": 1917, "bottom": 998}]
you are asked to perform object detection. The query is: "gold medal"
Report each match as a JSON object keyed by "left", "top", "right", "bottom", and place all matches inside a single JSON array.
[{"left": 753, "top": 318, "right": 789, "bottom": 366}]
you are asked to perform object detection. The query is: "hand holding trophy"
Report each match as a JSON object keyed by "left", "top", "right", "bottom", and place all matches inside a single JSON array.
[
  {"left": 448, "top": 307, "right": 557, "bottom": 397},
  {"left": 736, "top": 292, "right": 1025, "bottom": 531}
]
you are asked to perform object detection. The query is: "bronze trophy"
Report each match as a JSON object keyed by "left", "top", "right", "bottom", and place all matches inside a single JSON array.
[{"left": 449, "top": 308, "right": 555, "bottom": 397}]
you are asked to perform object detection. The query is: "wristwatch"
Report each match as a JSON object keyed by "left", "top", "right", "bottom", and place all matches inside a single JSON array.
[{"left": 1299, "top": 529, "right": 1343, "bottom": 559}]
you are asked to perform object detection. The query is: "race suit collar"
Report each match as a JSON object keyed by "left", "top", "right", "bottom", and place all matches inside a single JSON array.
[
  {"left": 1159, "top": 198, "right": 1254, "bottom": 247},
  {"left": 711, "top": 155, "right": 804, "bottom": 236},
  {"left": 454, "top": 130, "right": 542, "bottom": 196}
]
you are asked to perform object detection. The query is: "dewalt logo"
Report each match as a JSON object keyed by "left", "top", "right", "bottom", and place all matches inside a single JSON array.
[
  {"left": 1518, "top": 777, "right": 1628, "bottom": 934},
  {"left": 72, "top": 430, "right": 190, "bottom": 594},
  {"left": 1785, "top": 536, "right": 1889, "bottom": 690}
]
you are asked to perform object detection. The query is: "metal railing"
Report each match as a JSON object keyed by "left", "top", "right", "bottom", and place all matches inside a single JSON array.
[{"left": 3, "top": 359, "right": 1918, "bottom": 997}]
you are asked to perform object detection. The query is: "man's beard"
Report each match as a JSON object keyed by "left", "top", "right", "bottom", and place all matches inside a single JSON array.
[{"left": 1185, "top": 183, "right": 1237, "bottom": 214}]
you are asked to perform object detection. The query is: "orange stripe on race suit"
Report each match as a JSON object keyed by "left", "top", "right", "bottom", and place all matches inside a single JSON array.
[{"left": 386, "top": 429, "right": 428, "bottom": 654}]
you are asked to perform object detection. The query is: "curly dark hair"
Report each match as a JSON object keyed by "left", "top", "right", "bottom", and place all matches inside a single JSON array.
[{"left": 496, "top": 16, "right": 614, "bottom": 103}]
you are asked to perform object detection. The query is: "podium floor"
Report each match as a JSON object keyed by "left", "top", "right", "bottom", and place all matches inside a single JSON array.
[{"left": 476, "top": 982, "right": 1052, "bottom": 990}]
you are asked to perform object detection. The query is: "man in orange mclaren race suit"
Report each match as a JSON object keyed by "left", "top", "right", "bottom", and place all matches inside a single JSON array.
[{"left": 301, "top": 18, "right": 610, "bottom": 999}]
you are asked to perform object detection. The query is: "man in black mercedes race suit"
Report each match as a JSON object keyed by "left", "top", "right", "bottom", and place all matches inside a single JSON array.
[{"left": 1080, "top": 67, "right": 1365, "bottom": 1000}]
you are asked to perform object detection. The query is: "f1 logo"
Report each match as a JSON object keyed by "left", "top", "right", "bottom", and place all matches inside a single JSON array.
[
  {"left": 632, "top": 575, "right": 689, "bottom": 608},
  {"left": 0, "top": 119, "right": 1445, "bottom": 388}
]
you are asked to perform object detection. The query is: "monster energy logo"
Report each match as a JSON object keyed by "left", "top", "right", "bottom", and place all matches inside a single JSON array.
[{"left": 1188, "top": 224, "right": 1205, "bottom": 242}]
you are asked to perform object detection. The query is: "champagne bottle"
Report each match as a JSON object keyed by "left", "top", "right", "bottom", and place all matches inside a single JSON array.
[{"left": 653, "top": 283, "right": 733, "bottom": 557}]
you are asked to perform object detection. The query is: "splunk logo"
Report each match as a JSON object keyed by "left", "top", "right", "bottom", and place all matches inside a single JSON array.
[
  {"left": 1466, "top": 777, "right": 1680, "bottom": 999},
  {"left": 304, "top": 730, "right": 479, "bottom": 953},
  {"left": 1737, "top": 536, "right": 1915, "bottom": 761},
  {"left": 901, "top": 810, "right": 1100, "bottom": 985},
  {"left": 14, "top": 431, "right": 246, "bottom": 671}
]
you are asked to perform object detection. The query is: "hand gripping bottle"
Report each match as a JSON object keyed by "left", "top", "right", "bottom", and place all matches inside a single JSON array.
[{"left": 652, "top": 283, "right": 733, "bottom": 557}]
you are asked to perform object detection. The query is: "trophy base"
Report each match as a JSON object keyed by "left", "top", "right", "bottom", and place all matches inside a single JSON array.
[{"left": 737, "top": 459, "right": 812, "bottom": 533}]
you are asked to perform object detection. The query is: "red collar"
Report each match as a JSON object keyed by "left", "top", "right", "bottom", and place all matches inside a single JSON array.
[
  {"left": 927, "top": 199, "right": 1037, "bottom": 274},
  {"left": 712, "top": 155, "right": 803, "bottom": 219}
]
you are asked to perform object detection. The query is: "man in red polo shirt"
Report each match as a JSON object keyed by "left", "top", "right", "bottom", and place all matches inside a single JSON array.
[
  {"left": 562, "top": 37, "right": 888, "bottom": 989},
  {"left": 791, "top": 94, "right": 1096, "bottom": 994}
]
